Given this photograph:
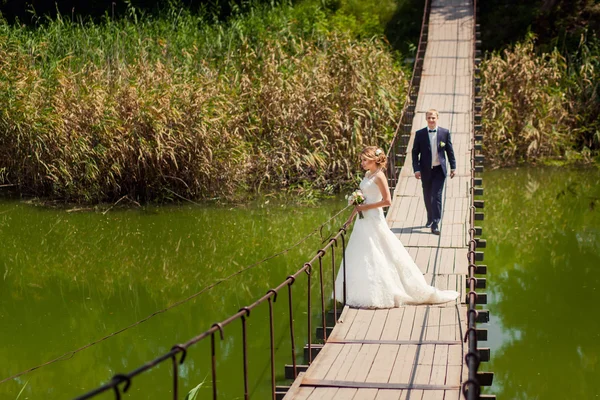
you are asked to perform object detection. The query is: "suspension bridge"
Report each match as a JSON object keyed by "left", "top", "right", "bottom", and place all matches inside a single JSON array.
[
  {"left": 281, "top": 0, "right": 492, "bottom": 398},
  {"left": 72, "top": 0, "right": 492, "bottom": 399}
]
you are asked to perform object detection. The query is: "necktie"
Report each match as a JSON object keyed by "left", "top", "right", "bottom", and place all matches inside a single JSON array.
[{"left": 428, "top": 129, "right": 436, "bottom": 133}]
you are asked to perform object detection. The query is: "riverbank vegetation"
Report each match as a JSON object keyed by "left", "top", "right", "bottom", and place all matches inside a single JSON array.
[
  {"left": 0, "top": 1, "right": 409, "bottom": 203},
  {"left": 480, "top": 0, "right": 600, "bottom": 167}
]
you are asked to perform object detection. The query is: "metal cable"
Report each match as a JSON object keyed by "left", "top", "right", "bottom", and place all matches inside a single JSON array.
[{"left": 0, "top": 204, "right": 350, "bottom": 385}]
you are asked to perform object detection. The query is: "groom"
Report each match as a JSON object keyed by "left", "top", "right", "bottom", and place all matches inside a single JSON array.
[{"left": 411, "top": 109, "right": 456, "bottom": 235}]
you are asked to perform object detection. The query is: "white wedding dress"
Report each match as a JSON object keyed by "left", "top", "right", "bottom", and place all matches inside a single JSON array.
[{"left": 334, "top": 174, "right": 459, "bottom": 308}]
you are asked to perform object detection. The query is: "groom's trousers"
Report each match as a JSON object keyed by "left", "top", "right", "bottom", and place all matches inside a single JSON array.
[{"left": 422, "top": 165, "right": 446, "bottom": 224}]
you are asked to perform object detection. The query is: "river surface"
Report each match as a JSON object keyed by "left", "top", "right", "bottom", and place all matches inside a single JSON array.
[
  {"left": 0, "top": 197, "right": 347, "bottom": 399},
  {"left": 481, "top": 166, "right": 600, "bottom": 399},
  {"left": 1, "top": 166, "right": 599, "bottom": 399}
]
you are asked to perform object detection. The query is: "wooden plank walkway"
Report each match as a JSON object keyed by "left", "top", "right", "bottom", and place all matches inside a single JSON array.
[{"left": 284, "top": 0, "right": 474, "bottom": 398}]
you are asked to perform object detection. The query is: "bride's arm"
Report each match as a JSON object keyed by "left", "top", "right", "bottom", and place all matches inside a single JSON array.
[
  {"left": 344, "top": 208, "right": 358, "bottom": 228},
  {"left": 356, "top": 174, "right": 392, "bottom": 211}
]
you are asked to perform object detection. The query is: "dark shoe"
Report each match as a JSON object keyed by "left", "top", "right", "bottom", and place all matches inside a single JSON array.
[
  {"left": 425, "top": 220, "right": 433, "bottom": 228},
  {"left": 431, "top": 224, "right": 440, "bottom": 235}
]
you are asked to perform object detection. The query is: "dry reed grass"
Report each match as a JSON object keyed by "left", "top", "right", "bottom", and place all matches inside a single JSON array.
[
  {"left": 0, "top": 9, "right": 406, "bottom": 203},
  {"left": 481, "top": 35, "right": 574, "bottom": 167}
]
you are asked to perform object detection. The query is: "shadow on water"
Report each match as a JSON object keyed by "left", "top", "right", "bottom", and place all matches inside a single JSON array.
[{"left": 481, "top": 166, "right": 600, "bottom": 399}]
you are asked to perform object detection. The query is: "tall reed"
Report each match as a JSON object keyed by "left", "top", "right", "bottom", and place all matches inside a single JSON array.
[
  {"left": 0, "top": 3, "right": 407, "bottom": 202},
  {"left": 481, "top": 34, "right": 572, "bottom": 166},
  {"left": 481, "top": 33, "right": 600, "bottom": 166}
]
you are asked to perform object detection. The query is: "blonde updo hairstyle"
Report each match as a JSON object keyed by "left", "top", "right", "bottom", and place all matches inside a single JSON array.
[{"left": 361, "top": 146, "right": 387, "bottom": 170}]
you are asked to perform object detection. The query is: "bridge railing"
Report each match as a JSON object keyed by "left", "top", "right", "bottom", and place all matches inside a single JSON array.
[
  {"left": 75, "top": 225, "right": 350, "bottom": 400},
  {"left": 463, "top": 0, "right": 490, "bottom": 398},
  {"left": 385, "top": 0, "right": 431, "bottom": 193}
]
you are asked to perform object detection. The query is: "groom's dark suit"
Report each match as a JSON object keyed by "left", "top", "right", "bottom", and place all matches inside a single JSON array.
[{"left": 411, "top": 126, "right": 456, "bottom": 228}]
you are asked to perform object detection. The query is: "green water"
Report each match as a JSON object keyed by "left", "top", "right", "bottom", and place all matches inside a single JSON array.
[
  {"left": 2, "top": 166, "right": 600, "bottom": 400},
  {"left": 0, "top": 198, "right": 347, "bottom": 399},
  {"left": 481, "top": 166, "right": 600, "bottom": 399}
]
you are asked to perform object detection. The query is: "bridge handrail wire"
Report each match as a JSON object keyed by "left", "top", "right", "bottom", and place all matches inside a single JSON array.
[
  {"left": 0, "top": 203, "right": 350, "bottom": 388},
  {"left": 74, "top": 220, "right": 351, "bottom": 400},
  {"left": 385, "top": 0, "right": 431, "bottom": 192},
  {"left": 463, "top": 0, "right": 482, "bottom": 399}
]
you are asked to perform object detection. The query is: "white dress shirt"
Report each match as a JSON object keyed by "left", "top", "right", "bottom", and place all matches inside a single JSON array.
[{"left": 428, "top": 126, "right": 441, "bottom": 168}]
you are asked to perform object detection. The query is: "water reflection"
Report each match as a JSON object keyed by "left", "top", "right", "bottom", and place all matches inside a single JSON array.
[
  {"left": 482, "top": 166, "right": 600, "bottom": 399},
  {"left": 0, "top": 199, "right": 346, "bottom": 399}
]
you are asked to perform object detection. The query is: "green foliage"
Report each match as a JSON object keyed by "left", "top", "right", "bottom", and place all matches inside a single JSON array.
[
  {"left": 328, "top": 0, "right": 398, "bottom": 38},
  {"left": 15, "top": 381, "right": 29, "bottom": 400},
  {"left": 298, "top": 0, "right": 423, "bottom": 54},
  {"left": 184, "top": 381, "right": 205, "bottom": 400},
  {"left": 0, "top": 1, "right": 407, "bottom": 203},
  {"left": 479, "top": 0, "right": 600, "bottom": 52}
]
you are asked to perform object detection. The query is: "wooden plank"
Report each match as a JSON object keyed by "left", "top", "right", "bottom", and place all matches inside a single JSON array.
[
  {"left": 352, "top": 389, "right": 378, "bottom": 400},
  {"left": 429, "top": 365, "right": 447, "bottom": 386},
  {"left": 408, "top": 390, "right": 423, "bottom": 400},
  {"left": 425, "top": 307, "right": 441, "bottom": 341},
  {"left": 365, "top": 309, "right": 389, "bottom": 341},
  {"left": 445, "top": 365, "right": 462, "bottom": 386},
  {"left": 324, "top": 344, "right": 359, "bottom": 381},
  {"left": 410, "top": 307, "right": 428, "bottom": 341},
  {"left": 397, "top": 306, "right": 416, "bottom": 340},
  {"left": 388, "top": 344, "right": 418, "bottom": 384},
  {"left": 329, "top": 306, "right": 358, "bottom": 341},
  {"left": 413, "top": 361, "right": 433, "bottom": 386},
  {"left": 433, "top": 344, "right": 449, "bottom": 366},
  {"left": 447, "top": 275, "right": 458, "bottom": 299},
  {"left": 292, "top": 386, "right": 315, "bottom": 400},
  {"left": 419, "top": 344, "right": 436, "bottom": 367},
  {"left": 422, "top": 389, "right": 446, "bottom": 400},
  {"left": 347, "top": 309, "right": 376, "bottom": 340},
  {"left": 415, "top": 247, "right": 432, "bottom": 275},
  {"left": 366, "top": 344, "right": 401, "bottom": 383},
  {"left": 375, "top": 390, "right": 404, "bottom": 400},
  {"left": 306, "top": 387, "right": 338, "bottom": 399},
  {"left": 345, "top": 344, "right": 380, "bottom": 382},
  {"left": 441, "top": 248, "right": 455, "bottom": 274},
  {"left": 329, "top": 344, "right": 362, "bottom": 381},
  {"left": 331, "top": 388, "right": 357, "bottom": 400},
  {"left": 447, "top": 345, "right": 463, "bottom": 366},
  {"left": 283, "top": 372, "right": 308, "bottom": 400},
  {"left": 304, "top": 341, "right": 345, "bottom": 380},
  {"left": 455, "top": 249, "right": 468, "bottom": 274},
  {"left": 427, "top": 248, "right": 440, "bottom": 276},
  {"left": 381, "top": 308, "right": 404, "bottom": 341},
  {"left": 407, "top": 247, "right": 420, "bottom": 262},
  {"left": 439, "top": 307, "right": 457, "bottom": 341}
]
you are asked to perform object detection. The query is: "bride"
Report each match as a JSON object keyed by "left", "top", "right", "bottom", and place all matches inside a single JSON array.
[{"left": 334, "top": 146, "right": 459, "bottom": 308}]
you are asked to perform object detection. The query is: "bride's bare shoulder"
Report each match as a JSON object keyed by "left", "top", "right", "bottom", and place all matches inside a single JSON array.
[{"left": 375, "top": 170, "right": 387, "bottom": 180}]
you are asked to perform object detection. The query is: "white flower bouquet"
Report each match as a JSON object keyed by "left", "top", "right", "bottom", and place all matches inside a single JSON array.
[{"left": 346, "top": 190, "right": 365, "bottom": 219}]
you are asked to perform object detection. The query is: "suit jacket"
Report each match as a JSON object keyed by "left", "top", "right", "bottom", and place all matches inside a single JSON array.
[{"left": 411, "top": 126, "right": 456, "bottom": 180}]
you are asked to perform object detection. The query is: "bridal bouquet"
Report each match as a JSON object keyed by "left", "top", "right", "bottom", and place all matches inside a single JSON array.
[{"left": 346, "top": 190, "right": 365, "bottom": 219}]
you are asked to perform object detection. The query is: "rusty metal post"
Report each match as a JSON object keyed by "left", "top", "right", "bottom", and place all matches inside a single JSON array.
[
  {"left": 305, "top": 263, "right": 313, "bottom": 364},
  {"left": 286, "top": 276, "right": 298, "bottom": 378},
  {"left": 317, "top": 250, "right": 327, "bottom": 342},
  {"left": 267, "top": 290, "right": 278, "bottom": 400}
]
